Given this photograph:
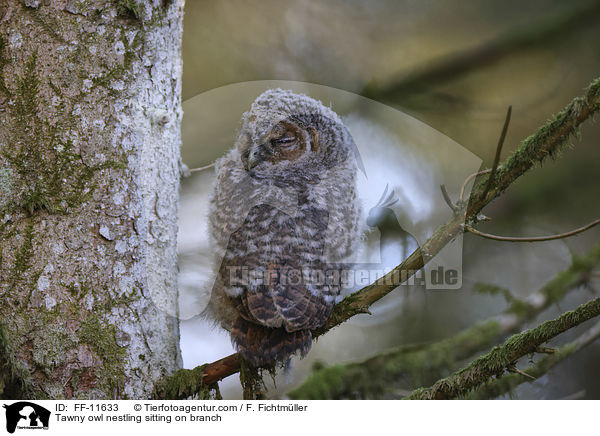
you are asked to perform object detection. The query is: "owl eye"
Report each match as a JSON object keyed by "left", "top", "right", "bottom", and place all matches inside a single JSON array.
[{"left": 272, "top": 135, "right": 296, "bottom": 146}]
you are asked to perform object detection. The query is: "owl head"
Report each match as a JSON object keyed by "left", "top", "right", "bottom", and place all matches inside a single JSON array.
[{"left": 236, "top": 89, "right": 358, "bottom": 186}]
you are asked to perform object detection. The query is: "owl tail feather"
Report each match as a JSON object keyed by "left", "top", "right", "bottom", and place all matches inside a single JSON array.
[{"left": 231, "top": 317, "right": 312, "bottom": 367}]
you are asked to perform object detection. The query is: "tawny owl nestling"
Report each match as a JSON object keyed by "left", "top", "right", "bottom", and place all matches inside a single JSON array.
[{"left": 207, "top": 89, "right": 361, "bottom": 367}]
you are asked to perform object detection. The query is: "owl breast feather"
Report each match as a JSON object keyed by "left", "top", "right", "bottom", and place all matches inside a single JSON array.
[{"left": 218, "top": 203, "right": 338, "bottom": 332}]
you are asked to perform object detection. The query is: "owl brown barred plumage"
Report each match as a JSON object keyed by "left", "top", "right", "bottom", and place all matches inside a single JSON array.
[{"left": 206, "top": 89, "right": 362, "bottom": 366}]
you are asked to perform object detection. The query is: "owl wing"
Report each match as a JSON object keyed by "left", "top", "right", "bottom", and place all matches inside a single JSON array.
[{"left": 217, "top": 203, "right": 336, "bottom": 332}]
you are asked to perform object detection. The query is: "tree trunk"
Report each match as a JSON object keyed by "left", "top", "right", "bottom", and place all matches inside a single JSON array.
[{"left": 0, "top": 0, "right": 184, "bottom": 399}]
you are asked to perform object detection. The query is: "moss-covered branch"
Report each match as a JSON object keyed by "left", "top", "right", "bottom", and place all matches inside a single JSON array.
[
  {"left": 404, "top": 297, "right": 600, "bottom": 399},
  {"left": 286, "top": 245, "right": 600, "bottom": 399},
  {"left": 465, "top": 320, "right": 600, "bottom": 400},
  {"left": 153, "top": 364, "right": 222, "bottom": 400},
  {"left": 158, "top": 75, "right": 600, "bottom": 398},
  {"left": 468, "top": 78, "right": 600, "bottom": 214},
  {"left": 319, "top": 75, "right": 600, "bottom": 335}
]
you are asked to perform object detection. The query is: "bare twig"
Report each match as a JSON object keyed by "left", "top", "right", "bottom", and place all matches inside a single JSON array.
[
  {"left": 450, "top": 106, "right": 511, "bottom": 209},
  {"left": 481, "top": 106, "right": 512, "bottom": 199},
  {"left": 459, "top": 169, "right": 490, "bottom": 203},
  {"left": 465, "top": 218, "right": 600, "bottom": 242},
  {"left": 440, "top": 184, "right": 459, "bottom": 213},
  {"left": 507, "top": 365, "right": 536, "bottom": 380},
  {"left": 559, "top": 390, "right": 587, "bottom": 400},
  {"left": 188, "top": 162, "right": 215, "bottom": 173}
]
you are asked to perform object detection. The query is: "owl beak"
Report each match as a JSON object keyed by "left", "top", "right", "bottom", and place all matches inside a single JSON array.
[{"left": 246, "top": 145, "right": 263, "bottom": 170}]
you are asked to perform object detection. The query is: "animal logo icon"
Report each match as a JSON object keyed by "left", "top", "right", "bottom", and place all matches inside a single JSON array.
[{"left": 2, "top": 402, "right": 50, "bottom": 433}]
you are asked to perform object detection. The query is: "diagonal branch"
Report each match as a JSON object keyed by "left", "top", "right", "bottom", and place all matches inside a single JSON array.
[
  {"left": 158, "top": 76, "right": 600, "bottom": 397},
  {"left": 319, "top": 76, "right": 600, "bottom": 335},
  {"left": 466, "top": 320, "right": 600, "bottom": 400},
  {"left": 404, "top": 297, "right": 600, "bottom": 399},
  {"left": 286, "top": 245, "right": 600, "bottom": 399}
]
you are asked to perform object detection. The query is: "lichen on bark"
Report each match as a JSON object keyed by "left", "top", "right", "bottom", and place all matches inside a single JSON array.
[{"left": 0, "top": 0, "right": 184, "bottom": 399}]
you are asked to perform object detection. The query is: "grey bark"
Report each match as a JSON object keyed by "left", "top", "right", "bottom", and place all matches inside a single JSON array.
[{"left": 0, "top": 0, "right": 184, "bottom": 399}]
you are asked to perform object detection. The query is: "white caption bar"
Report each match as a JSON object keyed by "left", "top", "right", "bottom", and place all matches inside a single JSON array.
[{"left": 0, "top": 400, "right": 596, "bottom": 436}]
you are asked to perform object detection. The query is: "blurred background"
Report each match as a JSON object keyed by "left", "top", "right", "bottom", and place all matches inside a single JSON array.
[{"left": 177, "top": 0, "right": 600, "bottom": 399}]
